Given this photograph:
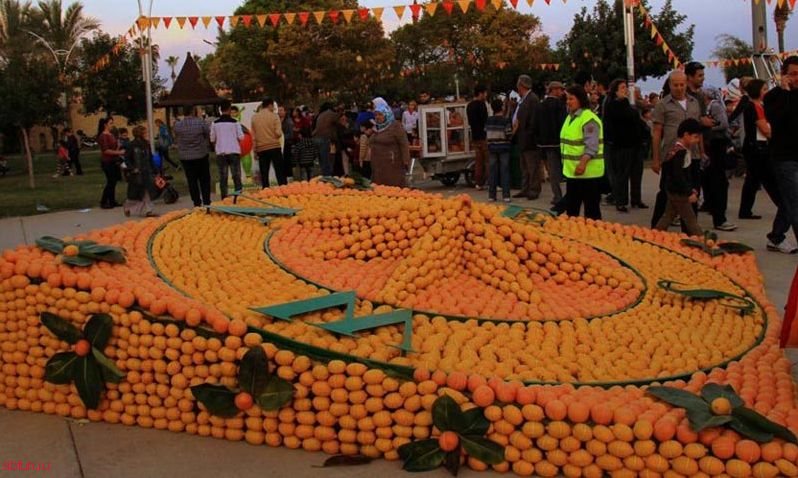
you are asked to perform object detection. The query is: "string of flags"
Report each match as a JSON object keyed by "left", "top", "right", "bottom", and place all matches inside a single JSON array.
[
  {"left": 90, "top": 22, "right": 139, "bottom": 73},
  {"left": 637, "top": 3, "right": 682, "bottom": 69}
]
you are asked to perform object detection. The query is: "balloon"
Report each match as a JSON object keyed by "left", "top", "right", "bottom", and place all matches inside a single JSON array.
[
  {"left": 152, "top": 152, "right": 162, "bottom": 169},
  {"left": 239, "top": 132, "right": 253, "bottom": 156}
]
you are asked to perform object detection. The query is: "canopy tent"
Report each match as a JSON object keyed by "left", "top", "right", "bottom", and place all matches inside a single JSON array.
[{"left": 157, "top": 52, "right": 224, "bottom": 108}]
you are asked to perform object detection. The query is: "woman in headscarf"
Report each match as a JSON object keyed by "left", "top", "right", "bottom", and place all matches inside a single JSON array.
[{"left": 369, "top": 102, "right": 410, "bottom": 187}]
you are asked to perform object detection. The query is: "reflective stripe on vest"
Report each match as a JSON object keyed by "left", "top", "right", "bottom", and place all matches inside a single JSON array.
[{"left": 560, "top": 110, "right": 605, "bottom": 179}]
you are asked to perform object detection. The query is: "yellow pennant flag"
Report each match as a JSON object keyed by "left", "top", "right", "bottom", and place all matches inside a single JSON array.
[
  {"left": 662, "top": 43, "right": 669, "bottom": 54},
  {"left": 176, "top": 17, "right": 187, "bottom": 29},
  {"left": 284, "top": 13, "right": 296, "bottom": 25},
  {"left": 151, "top": 17, "right": 160, "bottom": 29},
  {"left": 313, "top": 11, "right": 325, "bottom": 24},
  {"left": 525, "top": 0, "right": 533, "bottom": 6},
  {"left": 491, "top": 0, "right": 503, "bottom": 10},
  {"left": 229, "top": 16, "right": 240, "bottom": 27},
  {"left": 650, "top": 25, "right": 658, "bottom": 39},
  {"left": 342, "top": 9, "right": 354, "bottom": 23},
  {"left": 778, "top": 0, "right": 786, "bottom": 6},
  {"left": 201, "top": 16, "right": 212, "bottom": 28},
  {"left": 371, "top": 7, "right": 384, "bottom": 21},
  {"left": 394, "top": 5, "right": 406, "bottom": 19},
  {"left": 425, "top": 2, "right": 438, "bottom": 16},
  {"left": 256, "top": 14, "right": 267, "bottom": 27},
  {"left": 459, "top": 0, "right": 471, "bottom": 13}
]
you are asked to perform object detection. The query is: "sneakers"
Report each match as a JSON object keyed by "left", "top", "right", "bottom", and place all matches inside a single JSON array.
[
  {"left": 714, "top": 222, "right": 738, "bottom": 232},
  {"left": 767, "top": 239, "right": 798, "bottom": 254},
  {"left": 503, "top": 198, "right": 511, "bottom": 203}
]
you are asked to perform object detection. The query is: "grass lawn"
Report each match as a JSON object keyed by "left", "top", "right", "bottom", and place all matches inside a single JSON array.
[{"left": 0, "top": 149, "right": 244, "bottom": 218}]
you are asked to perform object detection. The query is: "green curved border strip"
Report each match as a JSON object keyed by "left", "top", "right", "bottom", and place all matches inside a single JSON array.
[{"left": 263, "top": 229, "right": 649, "bottom": 325}]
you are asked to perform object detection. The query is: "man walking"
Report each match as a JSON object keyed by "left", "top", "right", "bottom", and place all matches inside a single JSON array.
[
  {"left": 210, "top": 100, "right": 244, "bottom": 199},
  {"left": 535, "top": 81, "right": 567, "bottom": 205},
  {"left": 512, "top": 74, "right": 542, "bottom": 200},
  {"left": 251, "top": 97, "right": 286, "bottom": 187},
  {"left": 173, "top": 105, "right": 212, "bottom": 207},
  {"left": 63, "top": 128, "right": 82, "bottom": 175},
  {"left": 312, "top": 103, "right": 340, "bottom": 177},
  {"left": 467, "top": 85, "right": 489, "bottom": 190}
]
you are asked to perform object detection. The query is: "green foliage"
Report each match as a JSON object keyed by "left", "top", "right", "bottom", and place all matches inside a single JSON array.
[
  {"left": 557, "top": 0, "right": 694, "bottom": 82},
  {"left": 35, "top": 235, "right": 127, "bottom": 266},
  {"left": 712, "top": 34, "right": 755, "bottom": 83}
]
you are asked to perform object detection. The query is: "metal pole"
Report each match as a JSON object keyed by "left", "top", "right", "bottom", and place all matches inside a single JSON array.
[
  {"left": 138, "top": 1, "right": 156, "bottom": 150},
  {"left": 752, "top": 0, "right": 768, "bottom": 53},
  {"left": 623, "top": 2, "right": 636, "bottom": 106}
]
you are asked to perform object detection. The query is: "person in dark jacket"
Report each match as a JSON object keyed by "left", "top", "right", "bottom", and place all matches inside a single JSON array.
[
  {"left": 63, "top": 128, "right": 82, "bottom": 175},
  {"left": 123, "top": 125, "right": 158, "bottom": 217},
  {"left": 535, "top": 81, "right": 567, "bottom": 205},
  {"left": 467, "top": 85, "right": 489, "bottom": 189},
  {"left": 512, "top": 75, "right": 542, "bottom": 199},
  {"left": 654, "top": 119, "right": 703, "bottom": 236},
  {"left": 603, "top": 79, "right": 643, "bottom": 212}
]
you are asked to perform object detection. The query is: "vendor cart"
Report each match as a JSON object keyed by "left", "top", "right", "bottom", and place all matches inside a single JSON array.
[{"left": 407, "top": 102, "right": 476, "bottom": 187}]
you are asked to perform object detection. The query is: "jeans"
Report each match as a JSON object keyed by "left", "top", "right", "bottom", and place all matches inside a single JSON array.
[
  {"left": 487, "top": 150, "right": 511, "bottom": 199},
  {"left": 541, "top": 147, "right": 563, "bottom": 202},
  {"left": 257, "top": 148, "right": 286, "bottom": 187},
  {"left": 772, "top": 161, "right": 798, "bottom": 244},
  {"left": 216, "top": 153, "right": 242, "bottom": 199},
  {"left": 610, "top": 145, "right": 636, "bottom": 207},
  {"left": 100, "top": 161, "right": 121, "bottom": 207},
  {"left": 314, "top": 138, "right": 332, "bottom": 176},
  {"left": 565, "top": 177, "right": 602, "bottom": 220},
  {"left": 473, "top": 140, "right": 488, "bottom": 187},
  {"left": 181, "top": 156, "right": 212, "bottom": 207}
]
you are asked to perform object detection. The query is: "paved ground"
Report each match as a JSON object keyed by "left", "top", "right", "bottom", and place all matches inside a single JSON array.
[{"left": 1, "top": 170, "right": 797, "bottom": 478}]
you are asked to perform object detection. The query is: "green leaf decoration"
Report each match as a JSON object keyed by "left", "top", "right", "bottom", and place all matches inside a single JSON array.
[
  {"left": 190, "top": 384, "right": 240, "bottom": 418},
  {"left": 256, "top": 376, "right": 294, "bottom": 410},
  {"left": 60, "top": 255, "right": 95, "bottom": 267},
  {"left": 730, "top": 416, "right": 774, "bottom": 443},
  {"left": 44, "top": 351, "right": 79, "bottom": 384},
  {"left": 717, "top": 242, "right": 754, "bottom": 254},
  {"left": 84, "top": 314, "right": 114, "bottom": 349},
  {"left": 432, "top": 394, "right": 467, "bottom": 433},
  {"left": 40, "top": 312, "right": 83, "bottom": 344},
  {"left": 460, "top": 408, "right": 490, "bottom": 436},
  {"left": 315, "top": 455, "right": 374, "bottom": 467},
  {"left": 647, "top": 386, "right": 711, "bottom": 411},
  {"left": 319, "top": 176, "right": 345, "bottom": 188},
  {"left": 680, "top": 238, "right": 710, "bottom": 251},
  {"left": 732, "top": 407, "right": 798, "bottom": 444},
  {"left": 700, "top": 383, "right": 745, "bottom": 409},
  {"left": 74, "top": 356, "right": 103, "bottom": 409},
  {"left": 694, "top": 415, "right": 735, "bottom": 432},
  {"left": 238, "top": 347, "right": 271, "bottom": 397},
  {"left": 444, "top": 450, "right": 461, "bottom": 476},
  {"left": 79, "top": 244, "right": 126, "bottom": 264},
  {"left": 459, "top": 435, "right": 505, "bottom": 465},
  {"left": 657, "top": 280, "right": 755, "bottom": 314},
  {"left": 35, "top": 236, "right": 65, "bottom": 254},
  {"left": 92, "top": 348, "right": 125, "bottom": 383},
  {"left": 398, "top": 439, "right": 446, "bottom": 472}
]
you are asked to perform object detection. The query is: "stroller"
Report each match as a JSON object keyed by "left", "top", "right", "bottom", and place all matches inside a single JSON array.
[{"left": 151, "top": 153, "right": 179, "bottom": 204}]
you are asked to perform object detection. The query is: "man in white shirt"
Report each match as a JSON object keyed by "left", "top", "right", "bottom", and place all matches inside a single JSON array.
[{"left": 210, "top": 100, "right": 244, "bottom": 199}]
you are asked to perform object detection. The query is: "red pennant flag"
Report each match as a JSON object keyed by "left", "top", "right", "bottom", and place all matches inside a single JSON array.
[
  {"left": 163, "top": 17, "right": 173, "bottom": 29},
  {"left": 442, "top": 0, "right": 455, "bottom": 14},
  {"left": 655, "top": 35, "right": 664, "bottom": 46},
  {"left": 410, "top": 4, "right": 422, "bottom": 17},
  {"left": 269, "top": 13, "right": 280, "bottom": 26},
  {"left": 509, "top": 0, "right": 519, "bottom": 7},
  {"left": 790, "top": 0, "right": 796, "bottom": 8},
  {"left": 544, "top": 0, "right": 551, "bottom": 4},
  {"left": 358, "top": 8, "right": 370, "bottom": 20},
  {"left": 475, "top": 0, "right": 487, "bottom": 10},
  {"left": 241, "top": 15, "right": 252, "bottom": 27},
  {"left": 328, "top": 10, "right": 340, "bottom": 23},
  {"left": 298, "top": 12, "right": 310, "bottom": 26},
  {"left": 188, "top": 17, "right": 199, "bottom": 29},
  {"left": 215, "top": 16, "right": 225, "bottom": 28}
]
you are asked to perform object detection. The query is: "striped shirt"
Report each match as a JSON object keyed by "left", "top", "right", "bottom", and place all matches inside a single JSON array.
[{"left": 173, "top": 116, "right": 210, "bottom": 160}]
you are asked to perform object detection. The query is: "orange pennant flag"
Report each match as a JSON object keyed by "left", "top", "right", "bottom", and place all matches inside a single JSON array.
[
  {"left": 215, "top": 16, "right": 225, "bottom": 28},
  {"left": 459, "top": 0, "right": 471, "bottom": 13},
  {"left": 394, "top": 5, "right": 406, "bottom": 19},
  {"left": 137, "top": 17, "right": 149, "bottom": 30},
  {"left": 150, "top": 17, "right": 160, "bottom": 28},
  {"left": 491, "top": 0, "right": 503, "bottom": 9},
  {"left": 777, "top": 0, "right": 785, "bottom": 6},
  {"left": 425, "top": 2, "right": 438, "bottom": 16},
  {"left": 313, "top": 11, "right": 325, "bottom": 24},
  {"left": 188, "top": 17, "right": 199, "bottom": 29},
  {"left": 371, "top": 7, "right": 384, "bottom": 21},
  {"left": 526, "top": 0, "right": 534, "bottom": 6},
  {"left": 176, "top": 17, "right": 187, "bottom": 29},
  {"left": 256, "top": 14, "right": 267, "bottom": 27},
  {"left": 229, "top": 16, "right": 240, "bottom": 27},
  {"left": 201, "top": 16, "right": 212, "bottom": 28},
  {"left": 283, "top": 13, "right": 296, "bottom": 24},
  {"left": 342, "top": 9, "right": 355, "bottom": 23}
]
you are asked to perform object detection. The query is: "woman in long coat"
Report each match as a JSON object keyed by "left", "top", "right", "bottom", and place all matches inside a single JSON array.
[
  {"left": 369, "top": 103, "right": 410, "bottom": 187},
  {"left": 123, "top": 125, "right": 159, "bottom": 217}
]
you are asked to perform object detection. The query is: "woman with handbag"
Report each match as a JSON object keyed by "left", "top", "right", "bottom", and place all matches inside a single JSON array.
[{"left": 123, "top": 125, "right": 159, "bottom": 217}]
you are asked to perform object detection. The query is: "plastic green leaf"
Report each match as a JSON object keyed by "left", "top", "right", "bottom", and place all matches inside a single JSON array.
[
  {"left": 717, "top": 242, "right": 754, "bottom": 254},
  {"left": 44, "top": 351, "right": 79, "bottom": 384},
  {"left": 732, "top": 407, "right": 798, "bottom": 444},
  {"left": 693, "top": 414, "right": 734, "bottom": 432},
  {"left": 647, "top": 386, "right": 709, "bottom": 411},
  {"left": 700, "top": 383, "right": 744, "bottom": 409},
  {"left": 92, "top": 348, "right": 125, "bottom": 383},
  {"left": 256, "top": 376, "right": 294, "bottom": 410},
  {"left": 459, "top": 435, "right": 505, "bottom": 465},
  {"left": 35, "top": 236, "right": 65, "bottom": 254},
  {"left": 84, "top": 314, "right": 113, "bottom": 349},
  {"left": 432, "top": 394, "right": 467, "bottom": 433},
  {"left": 398, "top": 439, "right": 446, "bottom": 472},
  {"left": 316, "top": 455, "right": 374, "bottom": 467},
  {"left": 79, "top": 244, "right": 126, "bottom": 264},
  {"left": 191, "top": 384, "right": 240, "bottom": 418},
  {"left": 75, "top": 356, "right": 103, "bottom": 409},
  {"left": 40, "top": 312, "right": 82, "bottom": 344},
  {"left": 238, "top": 347, "right": 271, "bottom": 397},
  {"left": 444, "top": 450, "right": 461, "bottom": 476},
  {"left": 61, "top": 255, "right": 94, "bottom": 267},
  {"left": 680, "top": 238, "right": 709, "bottom": 251},
  {"left": 459, "top": 407, "right": 490, "bottom": 436}
]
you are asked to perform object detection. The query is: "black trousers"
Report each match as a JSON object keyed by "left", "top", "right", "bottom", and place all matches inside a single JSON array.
[
  {"left": 181, "top": 156, "right": 212, "bottom": 207},
  {"left": 69, "top": 154, "right": 83, "bottom": 175},
  {"left": 702, "top": 138, "right": 730, "bottom": 227},
  {"left": 257, "top": 148, "right": 287, "bottom": 187},
  {"left": 631, "top": 145, "right": 646, "bottom": 205},
  {"left": 100, "top": 161, "right": 121, "bottom": 207},
  {"left": 739, "top": 143, "right": 768, "bottom": 217},
  {"left": 610, "top": 145, "right": 637, "bottom": 207},
  {"left": 566, "top": 177, "right": 602, "bottom": 220}
]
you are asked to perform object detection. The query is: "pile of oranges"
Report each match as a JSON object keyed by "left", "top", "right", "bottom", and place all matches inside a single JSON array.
[{"left": 0, "top": 180, "right": 796, "bottom": 477}]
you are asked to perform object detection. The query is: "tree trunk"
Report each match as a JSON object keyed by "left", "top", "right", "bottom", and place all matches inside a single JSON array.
[{"left": 21, "top": 127, "right": 35, "bottom": 189}]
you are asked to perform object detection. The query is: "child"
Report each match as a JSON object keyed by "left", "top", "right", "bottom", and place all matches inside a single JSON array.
[
  {"left": 292, "top": 127, "right": 319, "bottom": 181},
  {"left": 53, "top": 140, "right": 71, "bottom": 178},
  {"left": 485, "top": 99, "right": 513, "bottom": 202},
  {"left": 654, "top": 118, "right": 703, "bottom": 236},
  {"left": 357, "top": 120, "right": 375, "bottom": 179}
]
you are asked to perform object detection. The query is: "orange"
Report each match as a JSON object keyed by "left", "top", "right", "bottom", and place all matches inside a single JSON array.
[
  {"left": 438, "top": 431, "right": 459, "bottom": 452},
  {"left": 234, "top": 392, "right": 253, "bottom": 411},
  {"left": 74, "top": 339, "right": 91, "bottom": 357},
  {"left": 711, "top": 397, "right": 733, "bottom": 415}
]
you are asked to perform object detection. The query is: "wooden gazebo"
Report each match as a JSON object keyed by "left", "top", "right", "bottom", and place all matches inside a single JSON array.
[{"left": 157, "top": 52, "right": 224, "bottom": 120}]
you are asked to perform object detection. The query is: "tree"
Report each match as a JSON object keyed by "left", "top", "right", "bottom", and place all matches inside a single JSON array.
[
  {"left": 165, "top": 54, "right": 178, "bottom": 84},
  {"left": 391, "top": 4, "right": 552, "bottom": 99},
  {"left": 712, "top": 34, "right": 754, "bottom": 84},
  {"left": 0, "top": 0, "right": 35, "bottom": 59},
  {"left": 74, "top": 32, "right": 164, "bottom": 123},
  {"left": 774, "top": 3, "right": 792, "bottom": 54},
  {"left": 557, "top": 0, "right": 694, "bottom": 83},
  {"left": 32, "top": 0, "right": 98, "bottom": 54}
]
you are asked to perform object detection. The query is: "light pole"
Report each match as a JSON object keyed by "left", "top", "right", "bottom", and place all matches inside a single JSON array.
[
  {"left": 622, "top": 1, "right": 636, "bottom": 106},
  {"left": 137, "top": 0, "right": 156, "bottom": 150},
  {"left": 26, "top": 30, "right": 81, "bottom": 124}
]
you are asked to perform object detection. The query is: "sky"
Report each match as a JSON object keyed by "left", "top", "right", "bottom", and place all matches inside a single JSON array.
[{"left": 80, "top": 0, "right": 797, "bottom": 94}]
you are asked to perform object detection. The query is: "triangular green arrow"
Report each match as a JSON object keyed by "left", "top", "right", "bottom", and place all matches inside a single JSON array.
[
  {"left": 251, "top": 292, "right": 357, "bottom": 322},
  {"left": 501, "top": 204, "right": 524, "bottom": 218},
  {"left": 315, "top": 309, "right": 415, "bottom": 353}
]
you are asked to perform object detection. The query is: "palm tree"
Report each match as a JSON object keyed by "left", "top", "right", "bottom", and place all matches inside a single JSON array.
[
  {"left": 0, "top": 0, "right": 35, "bottom": 59},
  {"left": 166, "top": 54, "right": 178, "bottom": 84},
  {"left": 34, "top": 0, "right": 98, "bottom": 62},
  {"left": 774, "top": 3, "right": 792, "bottom": 54}
]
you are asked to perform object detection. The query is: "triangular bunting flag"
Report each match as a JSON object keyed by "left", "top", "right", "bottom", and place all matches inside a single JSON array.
[
  {"left": 544, "top": 0, "right": 551, "bottom": 4},
  {"left": 150, "top": 17, "right": 160, "bottom": 28},
  {"left": 394, "top": 5, "right": 406, "bottom": 19},
  {"left": 442, "top": 1, "right": 455, "bottom": 14},
  {"left": 241, "top": 15, "right": 252, "bottom": 27},
  {"left": 214, "top": 16, "right": 225, "bottom": 28},
  {"left": 188, "top": 17, "right": 199, "bottom": 29},
  {"left": 459, "top": 0, "right": 471, "bottom": 13},
  {"left": 410, "top": 4, "right": 422, "bottom": 17},
  {"left": 508, "top": 0, "right": 518, "bottom": 8},
  {"left": 491, "top": 0, "right": 503, "bottom": 9},
  {"left": 229, "top": 16, "right": 239, "bottom": 27},
  {"left": 256, "top": 14, "right": 267, "bottom": 27},
  {"left": 475, "top": 0, "right": 487, "bottom": 10},
  {"left": 137, "top": 17, "right": 149, "bottom": 30},
  {"left": 269, "top": 13, "right": 280, "bottom": 27},
  {"left": 313, "top": 11, "right": 325, "bottom": 24},
  {"left": 662, "top": 42, "right": 668, "bottom": 53},
  {"left": 526, "top": 0, "right": 534, "bottom": 6},
  {"left": 789, "top": 0, "right": 796, "bottom": 9},
  {"left": 778, "top": 0, "right": 785, "bottom": 6},
  {"left": 554, "top": 64, "right": 561, "bottom": 71},
  {"left": 358, "top": 8, "right": 370, "bottom": 20},
  {"left": 650, "top": 25, "right": 658, "bottom": 39},
  {"left": 342, "top": 9, "right": 355, "bottom": 23},
  {"left": 372, "top": 7, "right": 384, "bottom": 20},
  {"left": 284, "top": 13, "right": 296, "bottom": 24},
  {"left": 298, "top": 12, "right": 310, "bottom": 26},
  {"left": 328, "top": 10, "right": 340, "bottom": 23},
  {"left": 176, "top": 17, "right": 187, "bottom": 29},
  {"left": 201, "top": 16, "right": 212, "bottom": 28},
  {"left": 425, "top": 2, "right": 438, "bottom": 16}
]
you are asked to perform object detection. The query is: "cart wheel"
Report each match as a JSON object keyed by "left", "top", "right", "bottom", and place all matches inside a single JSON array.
[
  {"left": 439, "top": 172, "right": 460, "bottom": 187},
  {"left": 463, "top": 168, "right": 475, "bottom": 188}
]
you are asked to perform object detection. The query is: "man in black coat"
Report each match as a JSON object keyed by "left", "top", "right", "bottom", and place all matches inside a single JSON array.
[
  {"left": 535, "top": 81, "right": 567, "bottom": 205},
  {"left": 512, "top": 74, "right": 542, "bottom": 199}
]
